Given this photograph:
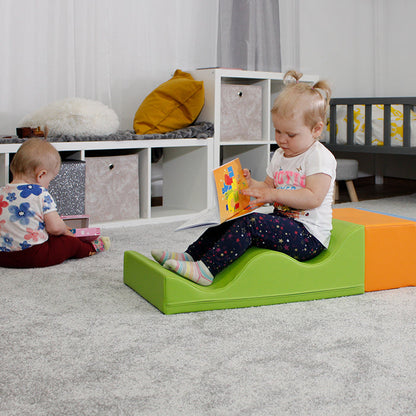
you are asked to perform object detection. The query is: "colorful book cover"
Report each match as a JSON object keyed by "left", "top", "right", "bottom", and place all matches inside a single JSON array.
[
  {"left": 176, "top": 158, "right": 260, "bottom": 230},
  {"left": 213, "top": 158, "right": 252, "bottom": 222}
]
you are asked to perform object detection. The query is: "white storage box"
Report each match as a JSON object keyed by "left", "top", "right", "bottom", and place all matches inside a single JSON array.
[
  {"left": 220, "top": 84, "right": 263, "bottom": 141},
  {"left": 85, "top": 153, "right": 140, "bottom": 224}
]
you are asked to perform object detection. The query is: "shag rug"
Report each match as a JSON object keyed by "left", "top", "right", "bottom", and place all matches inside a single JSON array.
[
  {"left": 1, "top": 195, "right": 415, "bottom": 416},
  {"left": 18, "top": 98, "right": 120, "bottom": 137}
]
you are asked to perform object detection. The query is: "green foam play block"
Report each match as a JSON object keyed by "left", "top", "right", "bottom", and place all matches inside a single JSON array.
[{"left": 123, "top": 219, "right": 365, "bottom": 314}]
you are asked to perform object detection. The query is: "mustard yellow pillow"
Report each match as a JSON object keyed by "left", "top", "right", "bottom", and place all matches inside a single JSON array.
[{"left": 133, "top": 69, "right": 204, "bottom": 135}]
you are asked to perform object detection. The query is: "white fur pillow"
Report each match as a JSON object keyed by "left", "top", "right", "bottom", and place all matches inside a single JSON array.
[{"left": 18, "top": 97, "right": 120, "bottom": 137}]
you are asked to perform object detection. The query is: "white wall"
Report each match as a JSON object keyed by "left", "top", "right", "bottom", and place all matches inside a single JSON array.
[
  {"left": 280, "top": 0, "right": 416, "bottom": 180},
  {"left": 0, "top": 0, "right": 219, "bottom": 135},
  {"left": 107, "top": 0, "right": 219, "bottom": 129},
  {"left": 280, "top": 0, "right": 416, "bottom": 98},
  {"left": 3, "top": 0, "right": 416, "bottom": 137}
]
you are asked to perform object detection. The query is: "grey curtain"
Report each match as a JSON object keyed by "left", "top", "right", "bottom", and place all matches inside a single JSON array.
[{"left": 217, "top": 0, "right": 281, "bottom": 72}]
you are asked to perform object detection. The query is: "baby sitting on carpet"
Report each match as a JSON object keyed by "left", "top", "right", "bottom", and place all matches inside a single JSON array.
[{"left": 0, "top": 138, "right": 110, "bottom": 268}]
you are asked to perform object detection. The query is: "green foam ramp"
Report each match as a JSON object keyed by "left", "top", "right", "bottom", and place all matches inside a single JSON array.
[{"left": 123, "top": 219, "right": 365, "bottom": 314}]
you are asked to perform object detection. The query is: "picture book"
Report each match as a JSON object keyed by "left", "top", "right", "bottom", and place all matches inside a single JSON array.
[
  {"left": 72, "top": 227, "right": 101, "bottom": 242},
  {"left": 176, "top": 158, "right": 261, "bottom": 230},
  {"left": 62, "top": 215, "right": 101, "bottom": 242},
  {"left": 61, "top": 215, "right": 90, "bottom": 229}
]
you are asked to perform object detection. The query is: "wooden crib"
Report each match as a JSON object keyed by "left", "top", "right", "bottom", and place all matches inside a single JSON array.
[
  {"left": 323, "top": 97, "right": 416, "bottom": 183},
  {"left": 324, "top": 96, "right": 416, "bottom": 154}
]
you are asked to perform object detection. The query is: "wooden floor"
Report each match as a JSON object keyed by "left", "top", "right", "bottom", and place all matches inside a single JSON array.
[{"left": 335, "top": 176, "right": 416, "bottom": 204}]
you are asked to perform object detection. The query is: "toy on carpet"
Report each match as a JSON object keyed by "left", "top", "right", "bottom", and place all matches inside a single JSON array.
[{"left": 62, "top": 215, "right": 101, "bottom": 243}]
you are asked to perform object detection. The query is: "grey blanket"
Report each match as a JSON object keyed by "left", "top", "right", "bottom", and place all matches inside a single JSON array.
[{"left": 0, "top": 121, "right": 214, "bottom": 144}]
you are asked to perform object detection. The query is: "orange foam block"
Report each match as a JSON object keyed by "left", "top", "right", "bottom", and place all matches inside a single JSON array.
[{"left": 333, "top": 208, "right": 416, "bottom": 291}]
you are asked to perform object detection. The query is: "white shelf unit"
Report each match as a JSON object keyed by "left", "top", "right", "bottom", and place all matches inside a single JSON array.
[
  {"left": 0, "top": 138, "right": 213, "bottom": 227},
  {"left": 0, "top": 70, "right": 319, "bottom": 228},
  {"left": 191, "top": 68, "right": 319, "bottom": 179}
]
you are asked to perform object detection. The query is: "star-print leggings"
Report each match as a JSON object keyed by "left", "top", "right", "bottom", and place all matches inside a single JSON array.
[{"left": 185, "top": 212, "right": 325, "bottom": 276}]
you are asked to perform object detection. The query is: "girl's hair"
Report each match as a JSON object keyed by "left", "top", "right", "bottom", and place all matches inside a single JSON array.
[
  {"left": 271, "top": 70, "right": 332, "bottom": 130},
  {"left": 10, "top": 138, "right": 61, "bottom": 177}
]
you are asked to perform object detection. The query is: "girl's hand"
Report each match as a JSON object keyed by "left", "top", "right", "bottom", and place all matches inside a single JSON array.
[
  {"left": 243, "top": 187, "right": 276, "bottom": 207},
  {"left": 245, "top": 173, "right": 332, "bottom": 211},
  {"left": 242, "top": 168, "right": 252, "bottom": 187},
  {"left": 241, "top": 174, "right": 275, "bottom": 207}
]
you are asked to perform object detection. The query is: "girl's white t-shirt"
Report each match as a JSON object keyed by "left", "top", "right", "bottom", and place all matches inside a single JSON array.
[{"left": 266, "top": 141, "right": 337, "bottom": 247}]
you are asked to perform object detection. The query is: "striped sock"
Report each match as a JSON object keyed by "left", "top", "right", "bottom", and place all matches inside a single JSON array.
[
  {"left": 164, "top": 259, "right": 214, "bottom": 286},
  {"left": 151, "top": 249, "right": 193, "bottom": 266}
]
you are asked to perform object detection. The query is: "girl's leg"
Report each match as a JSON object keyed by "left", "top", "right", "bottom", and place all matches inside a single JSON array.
[
  {"left": 164, "top": 213, "right": 324, "bottom": 285},
  {"left": 0, "top": 235, "right": 95, "bottom": 268},
  {"left": 185, "top": 221, "right": 236, "bottom": 260},
  {"left": 40, "top": 235, "right": 96, "bottom": 267},
  {"left": 198, "top": 212, "right": 324, "bottom": 276},
  {"left": 151, "top": 221, "right": 234, "bottom": 265},
  {"left": 0, "top": 246, "right": 39, "bottom": 268},
  {"left": 151, "top": 250, "right": 193, "bottom": 265},
  {"left": 161, "top": 221, "right": 238, "bottom": 284},
  {"left": 164, "top": 258, "right": 214, "bottom": 286}
]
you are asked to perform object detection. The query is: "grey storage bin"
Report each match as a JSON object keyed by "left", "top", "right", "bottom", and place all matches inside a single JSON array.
[
  {"left": 85, "top": 153, "right": 140, "bottom": 224},
  {"left": 48, "top": 160, "right": 85, "bottom": 216}
]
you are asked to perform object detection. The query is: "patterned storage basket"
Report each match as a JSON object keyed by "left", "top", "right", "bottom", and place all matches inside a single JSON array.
[
  {"left": 220, "top": 84, "right": 263, "bottom": 141},
  {"left": 85, "top": 153, "right": 139, "bottom": 224}
]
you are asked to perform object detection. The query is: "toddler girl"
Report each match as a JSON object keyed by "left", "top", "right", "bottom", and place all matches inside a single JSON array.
[
  {"left": 0, "top": 138, "right": 110, "bottom": 268},
  {"left": 152, "top": 70, "right": 336, "bottom": 286}
]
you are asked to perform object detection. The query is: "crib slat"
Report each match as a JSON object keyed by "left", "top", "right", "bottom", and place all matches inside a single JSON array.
[
  {"left": 347, "top": 104, "right": 354, "bottom": 145},
  {"left": 403, "top": 104, "right": 411, "bottom": 148},
  {"left": 330, "top": 103, "right": 337, "bottom": 144},
  {"left": 365, "top": 104, "right": 372, "bottom": 146},
  {"left": 383, "top": 104, "right": 391, "bottom": 147}
]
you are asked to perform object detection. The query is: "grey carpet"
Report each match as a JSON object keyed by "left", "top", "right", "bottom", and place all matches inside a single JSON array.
[{"left": 1, "top": 195, "right": 415, "bottom": 415}]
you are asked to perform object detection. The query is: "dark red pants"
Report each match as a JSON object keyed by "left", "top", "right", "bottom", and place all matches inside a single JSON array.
[{"left": 0, "top": 235, "right": 95, "bottom": 268}]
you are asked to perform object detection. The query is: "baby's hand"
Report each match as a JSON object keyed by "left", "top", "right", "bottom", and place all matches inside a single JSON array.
[{"left": 64, "top": 227, "right": 76, "bottom": 237}]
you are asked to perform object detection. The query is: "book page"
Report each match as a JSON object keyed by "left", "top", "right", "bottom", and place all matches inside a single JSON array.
[{"left": 175, "top": 206, "right": 220, "bottom": 231}]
